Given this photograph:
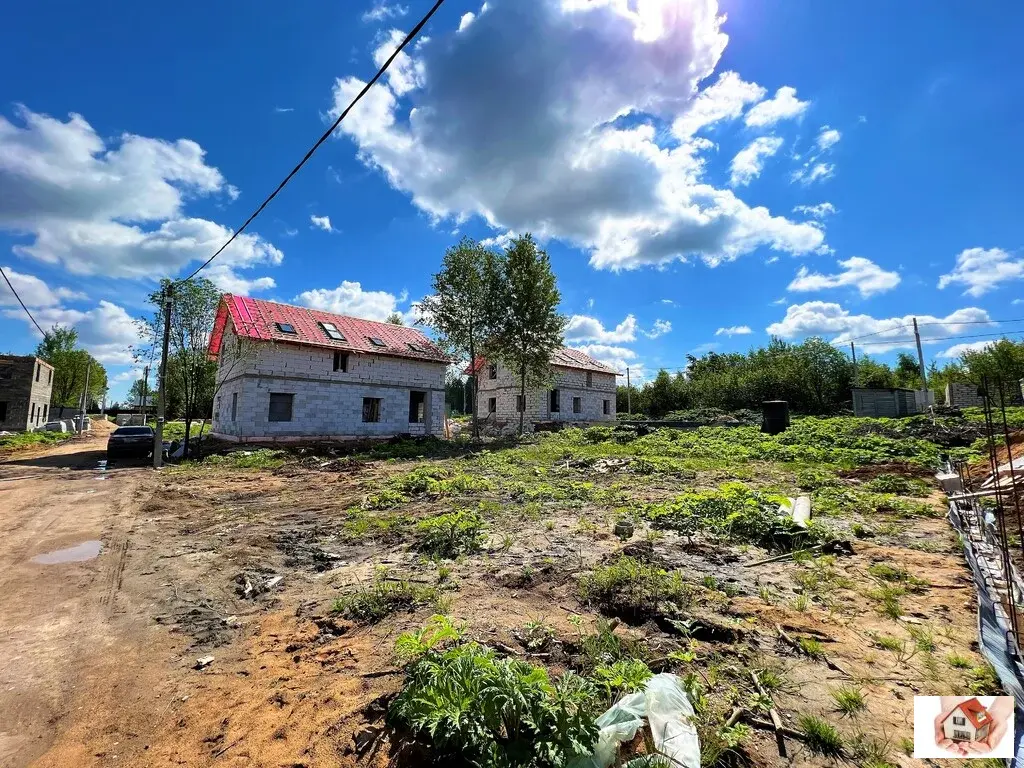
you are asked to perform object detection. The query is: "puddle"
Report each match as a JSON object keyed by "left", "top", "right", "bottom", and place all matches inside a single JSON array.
[{"left": 31, "top": 540, "right": 103, "bottom": 565}]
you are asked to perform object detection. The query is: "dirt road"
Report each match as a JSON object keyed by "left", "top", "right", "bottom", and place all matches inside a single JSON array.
[{"left": 0, "top": 423, "right": 161, "bottom": 767}]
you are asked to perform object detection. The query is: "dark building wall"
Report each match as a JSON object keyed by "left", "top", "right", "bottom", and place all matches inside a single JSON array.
[{"left": 0, "top": 356, "right": 55, "bottom": 431}]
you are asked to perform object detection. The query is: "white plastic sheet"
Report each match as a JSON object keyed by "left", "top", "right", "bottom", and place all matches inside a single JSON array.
[{"left": 571, "top": 673, "right": 700, "bottom": 768}]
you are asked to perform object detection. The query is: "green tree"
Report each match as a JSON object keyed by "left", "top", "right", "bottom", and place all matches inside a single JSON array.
[
  {"left": 139, "top": 278, "right": 221, "bottom": 456},
  {"left": 489, "top": 235, "right": 566, "bottom": 435},
  {"left": 961, "top": 339, "right": 1024, "bottom": 401},
  {"left": 418, "top": 238, "right": 499, "bottom": 439},
  {"left": 855, "top": 355, "right": 896, "bottom": 389},
  {"left": 35, "top": 325, "right": 107, "bottom": 408},
  {"left": 386, "top": 312, "right": 405, "bottom": 325},
  {"left": 127, "top": 378, "right": 152, "bottom": 407},
  {"left": 795, "top": 337, "right": 852, "bottom": 413},
  {"left": 893, "top": 352, "right": 923, "bottom": 389}
]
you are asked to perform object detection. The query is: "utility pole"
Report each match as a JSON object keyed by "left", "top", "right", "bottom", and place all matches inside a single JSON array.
[
  {"left": 850, "top": 342, "right": 858, "bottom": 387},
  {"left": 78, "top": 362, "right": 91, "bottom": 436},
  {"left": 141, "top": 365, "right": 150, "bottom": 417},
  {"left": 626, "top": 367, "right": 631, "bottom": 416},
  {"left": 154, "top": 284, "right": 173, "bottom": 469},
  {"left": 912, "top": 317, "right": 927, "bottom": 387}
]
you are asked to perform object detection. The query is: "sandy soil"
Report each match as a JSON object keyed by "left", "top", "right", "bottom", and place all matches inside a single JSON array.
[{"left": 0, "top": 430, "right": 994, "bottom": 768}]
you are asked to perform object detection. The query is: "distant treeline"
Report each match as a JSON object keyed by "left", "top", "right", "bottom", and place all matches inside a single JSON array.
[{"left": 614, "top": 337, "right": 1024, "bottom": 418}]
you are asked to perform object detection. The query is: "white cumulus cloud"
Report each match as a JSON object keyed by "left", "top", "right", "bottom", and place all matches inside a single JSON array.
[
  {"left": 362, "top": 3, "right": 408, "bottom": 23},
  {"left": 792, "top": 202, "right": 837, "bottom": 219},
  {"left": 329, "top": 0, "right": 826, "bottom": 272},
  {"left": 788, "top": 256, "right": 900, "bottom": 298},
  {"left": 715, "top": 325, "right": 751, "bottom": 336},
  {"left": 576, "top": 343, "right": 639, "bottom": 379},
  {"left": 767, "top": 301, "right": 993, "bottom": 352},
  {"left": 4, "top": 299, "right": 143, "bottom": 364},
  {"left": 0, "top": 265, "right": 85, "bottom": 307},
  {"left": 294, "top": 280, "right": 406, "bottom": 322},
  {"left": 729, "top": 136, "right": 783, "bottom": 186},
  {"left": 744, "top": 86, "right": 810, "bottom": 128},
  {"left": 645, "top": 319, "right": 672, "bottom": 338},
  {"left": 565, "top": 313, "right": 638, "bottom": 344},
  {"left": 938, "top": 341, "right": 994, "bottom": 359},
  {"left": 310, "top": 214, "right": 334, "bottom": 232},
  {"left": 938, "top": 247, "right": 1024, "bottom": 297},
  {"left": 0, "top": 107, "right": 280, "bottom": 290},
  {"left": 815, "top": 125, "right": 841, "bottom": 151}
]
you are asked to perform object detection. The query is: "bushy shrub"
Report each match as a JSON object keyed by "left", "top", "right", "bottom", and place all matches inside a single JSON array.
[
  {"left": 331, "top": 574, "right": 438, "bottom": 623},
  {"left": 416, "top": 509, "right": 486, "bottom": 558},
  {"left": 579, "top": 556, "right": 692, "bottom": 620},
  {"left": 390, "top": 642, "right": 599, "bottom": 768}
]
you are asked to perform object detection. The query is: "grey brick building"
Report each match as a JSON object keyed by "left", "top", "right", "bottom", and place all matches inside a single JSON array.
[
  {"left": 470, "top": 348, "right": 619, "bottom": 430},
  {"left": 0, "top": 355, "right": 55, "bottom": 431},
  {"left": 207, "top": 296, "right": 451, "bottom": 442}
]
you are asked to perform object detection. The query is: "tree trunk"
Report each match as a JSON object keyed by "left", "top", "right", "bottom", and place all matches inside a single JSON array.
[
  {"left": 519, "top": 364, "right": 526, "bottom": 435},
  {"left": 182, "top": 415, "right": 192, "bottom": 458}
]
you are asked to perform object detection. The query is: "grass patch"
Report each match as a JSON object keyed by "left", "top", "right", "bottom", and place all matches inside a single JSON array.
[
  {"left": 863, "top": 473, "right": 931, "bottom": 496},
  {"left": 947, "top": 653, "right": 972, "bottom": 669},
  {"left": 867, "top": 562, "right": 929, "bottom": 591},
  {"left": 202, "top": 449, "right": 285, "bottom": 469},
  {"left": 578, "top": 556, "right": 692, "bottom": 621},
  {"left": 332, "top": 574, "right": 439, "bottom": 623},
  {"left": 830, "top": 685, "right": 866, "bottom": 715},
  {"left": 798, "top": 714, "right": 844, "bottom": 756},
  {"left": 0, "top": 430, "right": 66, "bottom": 452}
]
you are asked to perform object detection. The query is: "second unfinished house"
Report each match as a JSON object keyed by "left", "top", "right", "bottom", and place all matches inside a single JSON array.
[{"left": 469, "top": 348, "right": 619, "bottom": 429}]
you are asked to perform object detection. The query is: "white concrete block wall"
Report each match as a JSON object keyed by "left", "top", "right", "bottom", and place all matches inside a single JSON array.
[
  {"left": 212, "top": 327, "right": 446, "bottom": 440},
  {"left": 476, "top": 361, "right": 616, "bottom": 427}
]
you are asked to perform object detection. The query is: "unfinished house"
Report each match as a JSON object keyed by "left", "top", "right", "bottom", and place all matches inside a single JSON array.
[
  {"left": 469, "top": 348, "right": 618, "bottom": 430},
  {"left": 0, "top": 355, "right": 54, "bottom": 431},
  {"left": 207, "top": 296, "right": 450, "bottom": 442}
]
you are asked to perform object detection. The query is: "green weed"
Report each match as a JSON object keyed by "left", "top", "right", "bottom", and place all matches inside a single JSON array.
[
  {"left": 415, "top": 509, "right": 486, "bottom": 558},
  {"left": 830, "top": 685, "right": 866, "bottom": 715},
  {"left": 798, "top": 714, "right": 844, "bottom": 756},
  {"left": 578, "top": 556, "right": 692, "bottom": 620},
  {"left": 332, "top": 575, "right": 439, "bottom": 623}
]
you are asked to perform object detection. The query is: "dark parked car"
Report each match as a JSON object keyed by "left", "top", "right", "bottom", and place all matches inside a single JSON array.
[{"left": 107, "top": 426, "right": 155, "bottom": 460}]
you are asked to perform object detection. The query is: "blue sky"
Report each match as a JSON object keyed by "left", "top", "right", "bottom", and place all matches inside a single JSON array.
[{"left": 2, "top": 0, "right": 1022, "bottom": 403}]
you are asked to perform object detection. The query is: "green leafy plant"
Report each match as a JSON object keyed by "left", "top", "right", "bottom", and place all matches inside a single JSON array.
[
  {"left": 389, "top": 642, "right": 599, "bottom": 768},
  {"left": 590, "top": 658, "right": 652, "bottom": 703},
  {"left": 416, "top": 509, "right": 486, "bottom": 558},
  {"left": 797, "top": 637, "right": 825, "bottom": 659},
  {"left": 395, "top": 614, "right": 464, "bottom": 661},
  {"left": 947, "top": 653, "right": 972, "bottom": 669}
]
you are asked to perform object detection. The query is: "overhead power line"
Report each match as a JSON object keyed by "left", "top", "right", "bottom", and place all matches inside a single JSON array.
[
  {"left": 182, "top": 0, "right": 448, "bottom": 283},
  {"left": 0, "top": 266, "right": 46, "bottom": 337},
  {"left": 855, "top": 330, "right": 1024, "bottom": 348},
  {"left": 841, "top": 317, "right": 1024, "bottom": 343}
]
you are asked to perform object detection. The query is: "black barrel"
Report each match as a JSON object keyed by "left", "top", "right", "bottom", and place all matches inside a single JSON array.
[{"left": 761, "top": 400, "right": 790, "bottom": 435}]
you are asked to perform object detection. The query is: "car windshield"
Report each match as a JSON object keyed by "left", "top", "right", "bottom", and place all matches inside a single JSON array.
[{"left": 113, "top": 427, "right": 153, "bottom": 436}]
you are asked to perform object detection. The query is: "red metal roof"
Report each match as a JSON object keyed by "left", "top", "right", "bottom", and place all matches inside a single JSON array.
[
  {"left": 464, "top": 348, "right": 620, "bottom": 376},
  {"left": 208, "top": 295, "right": 451, "bottom": 364},
  {"left": 950, "top": 697, "right": 991, "bottom": 731}
]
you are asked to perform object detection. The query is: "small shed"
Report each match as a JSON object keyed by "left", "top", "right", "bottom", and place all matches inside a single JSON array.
[{"left": 852, "top": 387, "right": 920, "bottom": 418}]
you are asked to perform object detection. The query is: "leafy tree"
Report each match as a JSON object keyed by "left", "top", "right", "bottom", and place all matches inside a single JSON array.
[
  {"left": 855, "top": 355, "right": 896, "bottom": 389},
  {"left": 488, "top": 235, "right": 566, "bottom": 435},
  {"left": 927, "top": 360, "right": 968, "bottom": 403},
  {"left": 35, "top": 325, "right": 107, "bottom": 407},
  {"left": 418, "top": 238, "right": 499, "bottom": 438},
  {"left": 796, "top": 337, "right": 852, "bottom": 413},
  {"left": 893, "top": 352, "right": 923, "bottom": 389},
  {"left": 127, "top": 378, "right": 153, "bottom": 407},
  {"left": 386, "top": 312, "right": 404, "bottom": 325},
  {"left": 138, "top": 278, "right": 221, "bottom": 456},
  {"left": 961, "top": 339, "right": 1024, "bottom": 401}
]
